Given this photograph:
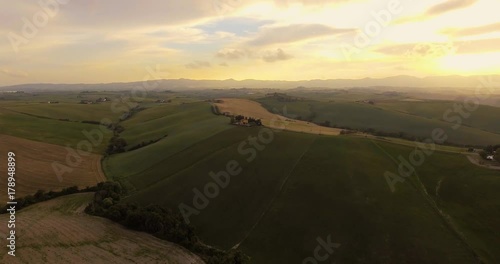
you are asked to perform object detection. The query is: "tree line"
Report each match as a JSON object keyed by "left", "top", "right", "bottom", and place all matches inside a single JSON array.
[
  {"left": 479, "top": 144, "right": 500, "bottom": 162},
  {"left": 1, "top": 183, "right": 250, "bottom": 264},
  {"left": 0, "top": 186, "right": 102, "bottom": 213},
  {"left": 85, "top": 182, "right": 250, "bottom": 264}
]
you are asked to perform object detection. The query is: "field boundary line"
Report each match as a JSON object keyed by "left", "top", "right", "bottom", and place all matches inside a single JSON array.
[
  {"left": 95, "top": 155, "right": 107, "bottom": 182},
  {"left": 370, "top": 140, "right": 484, "bottom": 262},
  {"left": 364, "top": 135, "right": 463, "bottom": 154}
]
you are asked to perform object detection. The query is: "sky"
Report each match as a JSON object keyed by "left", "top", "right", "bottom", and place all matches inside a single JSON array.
[{"left": 1, "top": 0, "right": 499, "bottom": 86}]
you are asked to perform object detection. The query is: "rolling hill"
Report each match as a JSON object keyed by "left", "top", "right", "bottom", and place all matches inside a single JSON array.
[
  {"left": 2, "top": 93, "right": 499, "bottom": 263},
  {"left": 102, "top": 99, "right": 500, "bottom": 263},
  {"left": 257, "top": 97, "right": 500, "bottom": 146}
]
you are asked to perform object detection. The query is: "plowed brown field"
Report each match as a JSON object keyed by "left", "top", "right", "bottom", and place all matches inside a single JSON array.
[
  {"left": 0, "top": 193, "right": 204, "bottom": 263},
  {"left": 0, "top": 134, "right": 106, "bottom": 201}
]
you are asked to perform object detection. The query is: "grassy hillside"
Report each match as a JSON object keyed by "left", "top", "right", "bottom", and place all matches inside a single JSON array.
[
  {"left": 103, "top": 102, "right": 231, "bottom": 183},
  {"left": 377, "top": 100, "right": 500, "bottom": 134},
  {"left": 416, "top": 151, "right": 500, "bottom": 262},
  {"left": 257, "top": 97, "right": 500, "bottom": 146},
  {"left": 3, "top": 102, "right": 126, "bottom": 122},
  {"left": 5, "top": 91, "right": 493, "bottom": 263},
  {"left": 118, "top": 126, "right": 500, "bottom": 263},
  {"left": 0, "top": 193, "right": 204, "bottom": 263},
  {"left": 0, "top": 107, "right": 112, "bottom": 153}
]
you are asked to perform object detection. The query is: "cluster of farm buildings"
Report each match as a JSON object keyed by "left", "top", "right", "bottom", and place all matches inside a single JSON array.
[{"left": 79, "top": 97, "right": 111, "bottom": 104}]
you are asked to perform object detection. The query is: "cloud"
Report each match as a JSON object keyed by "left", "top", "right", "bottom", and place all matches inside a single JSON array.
[
  {"left": 185, "top": 61, "right": 211, "bottom": 69},
  {"left": 262, "top": 48, "right": 293, "bottom": 62},
  {"left": 197, "top": 17, "right": 272, "bottom": 36},
  {"left": 375, "top": 42, "right": 458, "bottom": 58},
  {"left": 426, "top": 0, "right": 478, "bottom": 16},
  {"left": 375, "top": 38, "right": 500, "bottom": 58},
  {"left": 441, "top": 22, "right": 500, "bottom": 37},
  {"left": 216, "top": 48, "right": 248, "bottom": 60},
  {"left": 407, "top": 43, "right": 458, "bottom": 58},
  {"left": 248, "top": 24, "right": 355, "bottom": 46},
  {"left": 394, "top": 65, "right": 411, "bottom": 71},
  {"left": 455, "top": 38, "right": 500, "bottom": 54},
  {"left": 212, "top": 0, "right": 246, "bottom": 16},
  {"left": 0, "top": 69, "right": 28, "bottom": 78},
  {"left": 397, "top": 0, "right": 478, "bottom": 24},
  {"left": 6, "top": 1, "right": 218, "bottom": 31},
  {"left": 273, "top": 0, "right": 352, "bottom": 7}
]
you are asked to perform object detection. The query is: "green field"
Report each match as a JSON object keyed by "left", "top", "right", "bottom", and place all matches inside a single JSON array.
[
  {"left": 0, "top": 107, "right": 112, "bottom": 153},
  {"left": 0, "top": 91, "right": 201, "bottom": 155},
  {"left": 377, "top": 100, "right": 500, "bottom": 134},
  {"left": 103, "top": 102, "right": 231, "bottom": 183},
  {"left": 98, "top": 95, "right": 500, "bottom": 263},
  {"left": 110, "top": 125, "right": 500, "bottom": 263},
  {"left": 257, "top": 97, "right": 500, "bottom": 146},
  {"left": 2, "top": 102, "right": 126, "bottom": 122}
]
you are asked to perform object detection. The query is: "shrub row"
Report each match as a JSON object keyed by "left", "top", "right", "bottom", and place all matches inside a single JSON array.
[{"left": 85, "top": 182, "right": 250, "bottom": 264}]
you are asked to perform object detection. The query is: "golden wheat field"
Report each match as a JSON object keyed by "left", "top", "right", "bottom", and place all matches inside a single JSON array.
[{"left": 214, "top": 98, "right": 342, "bottom": 136}]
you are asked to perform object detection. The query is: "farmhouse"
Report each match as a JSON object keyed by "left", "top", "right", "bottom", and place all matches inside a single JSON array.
[
  {"left": 96, "top": 97, "right": 110, "bottom": 102},
  {"left": 230, "top": 115, "right": 262, "bottom": 127}
]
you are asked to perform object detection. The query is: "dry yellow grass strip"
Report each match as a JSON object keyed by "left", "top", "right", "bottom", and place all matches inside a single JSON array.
[{"left": 214, "top": 98, "right": 342, "bottom": 136}]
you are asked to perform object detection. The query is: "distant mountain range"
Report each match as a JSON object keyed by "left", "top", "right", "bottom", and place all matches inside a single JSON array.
[{"left": 1, "top": 75, "right": 499, "bottom": 92}]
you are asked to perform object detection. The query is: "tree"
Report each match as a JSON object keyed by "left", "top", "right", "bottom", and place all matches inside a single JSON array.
[
  {"left": 103, "top": 197, "right": 114, "bottom": 208},
  {"left": 34, "top": 190, "right": 47, "bottom": 200},
  {"left": 485, "top": 145, "right": 495, "bottom": 153},
  {"left": 144, "top": 212, "right": 164, "bottom": 233},
  {"left": 106, "top": 206, "right": 122, "bottom": 221},
  {"left": 321, "top": 121, "right": 331, "bottom": 127},
  {"left": 106, "top": 136, "right": 127, "bottom": 154}
]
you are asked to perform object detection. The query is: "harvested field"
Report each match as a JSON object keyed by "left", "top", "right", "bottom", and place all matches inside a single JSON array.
[
  {"left": 214, "top": 98, "right": 341, "bottom": 135},
  {"left": 0, "top": 134, "right": 106, "bottom": 201},
  {"left": 0, "top": 193, "right": 204, "bottom": 264}
]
